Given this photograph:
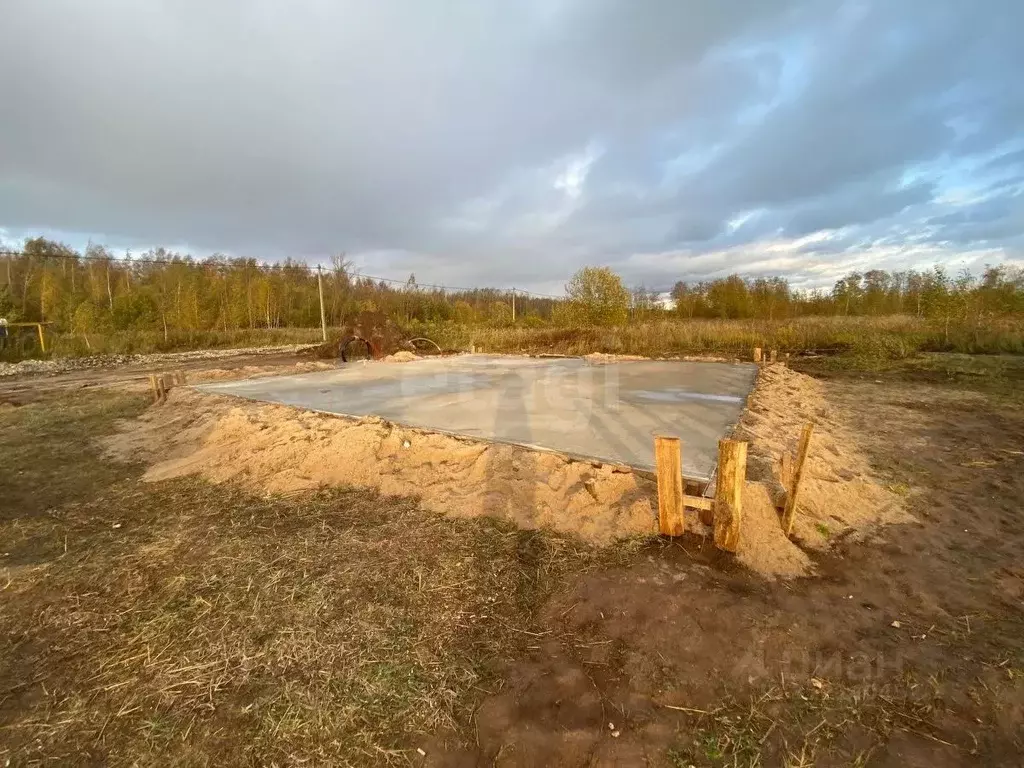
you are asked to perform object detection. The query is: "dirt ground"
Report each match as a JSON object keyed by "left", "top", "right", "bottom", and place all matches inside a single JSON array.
[
  {"left": 1, "top": 354, "right": 1023, "bottom": 765},
  {"left": 0, "top": 347, "right": 331, "bottom": 406},
  {"left": 451, "top": 371, "right": 1024, "bottom": 766}
]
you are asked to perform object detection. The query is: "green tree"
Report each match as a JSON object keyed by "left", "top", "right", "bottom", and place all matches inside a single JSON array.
[
  {"left": 452, "top": 300, "right": 476, "bottom": 324},
  {"left": 487, "top": 300, "right": 513, "bottom": 326},
  {"left": 707, "top": 275, "right": 751, "bottom": 318},
  {"left": 565, "top": 266, "right": 629, "bottom": 325}
]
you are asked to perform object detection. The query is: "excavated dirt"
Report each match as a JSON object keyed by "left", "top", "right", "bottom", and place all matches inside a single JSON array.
[{"left": 100, "top": 361, "right": 908, "bottom": 578}]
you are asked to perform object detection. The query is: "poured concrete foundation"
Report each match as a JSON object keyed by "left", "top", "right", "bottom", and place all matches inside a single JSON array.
[{"left": 195, "top": 355, "right": 758, "bottom": 480}]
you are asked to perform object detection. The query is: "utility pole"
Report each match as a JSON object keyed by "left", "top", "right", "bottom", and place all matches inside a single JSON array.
[
  {"left": 511, "top": 287, "right": 516, "bottom": 322},
  {"left": 317, "top": 264, "right": 327, "bottom": 342}
]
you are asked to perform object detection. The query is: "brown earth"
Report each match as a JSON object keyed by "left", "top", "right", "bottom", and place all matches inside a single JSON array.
[
  {"left": 428, "top": 371, "right": 1024, "bottom": 766},
  {"left": 0, "top": 349, "right": 327, "bottom": 406},
  {"left": 2, "top": 355, "right": 1021, "bottom": 765}
]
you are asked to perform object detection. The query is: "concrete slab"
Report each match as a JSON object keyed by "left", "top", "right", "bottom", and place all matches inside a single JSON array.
[{"left": 194, "top": 355, "right": 758, "bottom": 480}]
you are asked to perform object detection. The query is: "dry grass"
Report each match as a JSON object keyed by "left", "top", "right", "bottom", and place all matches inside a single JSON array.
[
  {"left": 0, "top": 393, "right": 624, "bottom": 765},
  {"left": 22, "top": 314, "right": 1024, "bottom": 366},
  {"left": 43, "top": 327, "right": 325, "bottom": 359},
  {"left": 412, "top": 315, "right": 1024, "bottom": 362},
  {"left": 664, "top": 680, "right": 936, "bottom": 768}
]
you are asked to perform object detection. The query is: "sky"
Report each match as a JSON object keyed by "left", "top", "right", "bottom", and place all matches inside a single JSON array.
[{"left": 1, "top": 0, "right": 1023, "bottom": 295}]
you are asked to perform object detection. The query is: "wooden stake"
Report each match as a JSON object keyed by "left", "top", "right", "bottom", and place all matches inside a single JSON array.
[
  {"left": 156, "top": 377, "right": 166, "bottom": 403},
  {"left": 780, "top": 451, "right": 794, "bottom": 493},
  {"left": 714, "top": 439, "right": 747, "bottom": 552},
  {"left": 781, "top": 423, "right": 814, "bottom": 536},
  {"left": 149, "top": 374, "right": 159, "bottom": 403},
  {"left": 178, "top": 370, "right": 187, "bottom": 386},
  {"left": 752, "top": 347, "right": 762, "bottom": 363},
  {"left": 655, "top": 436, "right": 685, "bottom": 536}
]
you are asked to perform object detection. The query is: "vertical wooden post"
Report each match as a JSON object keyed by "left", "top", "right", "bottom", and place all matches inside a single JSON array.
[
  {"left": 655, "top": 436, "right": 685, "bottom": 536},
  {"left": 156, "top": 377, "right": 166, "bottom": 403},
  {"left": 149, "top": 374, "right": 159, "bottom": 403},
  {"left": 317, "top": 265, "right": 327, "bottom": 342},
  {"left": 782, "top": 424, "right": 814, "bottom": 536},
  {"left": 752, "top": 347, "right": 762, "bottom": 363},
  {"left": 36, "top": 323, "right": 46, "bottom": 353},
  {"left": 780, "top": 451, "right": 793, "bottom": 492},
  {"left": 178, "top": 370, "right": 187, "bottom": 386},
  {"left": 769, "top": 349, "right": 777, "bottom": 363},
  {"left": 714, "top": 439, "right": 747, "bottom": 552}
]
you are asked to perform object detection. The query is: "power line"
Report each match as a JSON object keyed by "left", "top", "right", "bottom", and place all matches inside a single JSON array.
[{"left": 0, "top": 248, "right": 564, "bottom": 299}]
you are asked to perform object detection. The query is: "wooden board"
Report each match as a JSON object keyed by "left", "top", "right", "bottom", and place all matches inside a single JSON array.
[{"left": 684, "top": 495, "right": 713, "bottom": 512}]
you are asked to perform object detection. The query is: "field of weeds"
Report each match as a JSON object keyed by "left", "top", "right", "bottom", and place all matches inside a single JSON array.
[
  {"left": 14, "top": 315, "right": 1024, "bottom": 369},
  {"left": 413, "top": 315, "right": 1024, "bottom": 363}
]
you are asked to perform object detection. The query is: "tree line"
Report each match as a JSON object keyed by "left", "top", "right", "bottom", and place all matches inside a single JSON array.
[
  {"left": 1, "top": 238, "right": 1022, "bottom": 343},
  {"left": 0, "top": 238, "right": 557, "bottom": 340},
  {"left": 670, "top": 267, "right": 1024, "bottom": 321}
]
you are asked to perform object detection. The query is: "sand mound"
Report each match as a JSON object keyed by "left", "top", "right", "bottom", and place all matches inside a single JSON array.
[
  {"left": 187, "top": 361, "right": 335, "bottom": 383},
  {"left": 102, "top": 389, "right": 659, "bottom": 546},
  {"left": 99, "top": 362, "right": 907, "bottom": 579},
  {"left": 383, "top": 350, "right": 420, "bottom": 363},
  {"left": 583, "top": 352, "right": 651, "bottom": 364},
  {"left": 737, "top": 364, "right": 913, "bottom": 552}
]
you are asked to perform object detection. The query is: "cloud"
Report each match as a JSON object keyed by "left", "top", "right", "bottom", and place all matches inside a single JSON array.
[{"left": 1, "top": 0, "right": 1023, "bottom": 291}]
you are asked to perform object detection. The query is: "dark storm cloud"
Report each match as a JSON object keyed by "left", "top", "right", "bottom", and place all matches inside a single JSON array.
[
  {"left": 784, "top": 180, "right": 936, "bottom": 238},
  {"left": 1, "top": 0, "right": 1022, "bottom": 290}
]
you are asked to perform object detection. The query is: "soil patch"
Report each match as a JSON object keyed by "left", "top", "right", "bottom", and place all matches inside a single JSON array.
[{"left": 439, "top": 375, "right": 1024, "bottom": 766}]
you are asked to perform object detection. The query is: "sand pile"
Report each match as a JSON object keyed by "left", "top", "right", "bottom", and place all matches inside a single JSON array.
[
  {"left": 737, "top": 364, "right": 913, "bottom": 554},
  {"left": 382, "top": 350, "right": 420, "bottom": 363},
  {"left": 102, "top": 388, "right": 658, "bottom": 546},
  {"left": 582, "top": 352, "right": 651, "bottom": 364},
  {"left": 187, "top": 361, "right": 335, "bottom": 383},
  {"left": 100, "top": 361, "right": 908, "bottom": 579}
]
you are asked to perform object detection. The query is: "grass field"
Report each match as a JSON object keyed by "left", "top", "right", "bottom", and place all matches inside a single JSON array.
[
  {"left": 8, "top": 314, "right": 1024, "bottom": 367},
  {"left": 437, "top": 315, "right": 1024, "bottom": 361}
]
